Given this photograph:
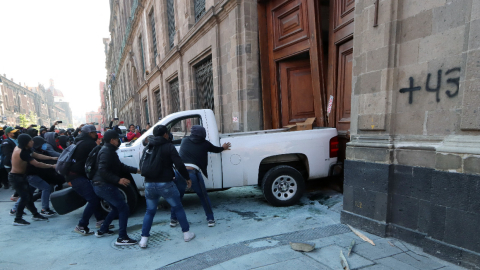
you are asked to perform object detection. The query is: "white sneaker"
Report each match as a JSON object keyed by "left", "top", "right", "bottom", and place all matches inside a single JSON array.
[
  {"left": 184, "top": 231, "right": 195, "bottom": 242},
  {"left": 139, "top": 236, "right": 149, "bottom": 248}
]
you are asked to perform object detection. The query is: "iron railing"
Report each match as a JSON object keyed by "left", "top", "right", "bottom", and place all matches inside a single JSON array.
[
  {"left": 169, "top": 78, "right": 180, "bottom": 113},
  {"left": 194, "top": 0, "right": 206, "bottom": 22},
  {"left": 167, "top": 0, "right": 175, "bottom": 49},
  {"left": 195, "top": 58, "right": 214, "bottom": 111}
]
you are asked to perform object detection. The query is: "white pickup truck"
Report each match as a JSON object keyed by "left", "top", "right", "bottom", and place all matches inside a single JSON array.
[{"left": 104, "top": 109, "right": 340, "bottom": 214}]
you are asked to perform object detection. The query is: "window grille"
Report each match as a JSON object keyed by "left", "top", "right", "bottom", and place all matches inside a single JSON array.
[
  {"left": 194, "top": 0, "right": 206, "bottom": 22},
  {"left": 155, "top": 90, "right": 162, "bottom": 119},
  {"left": 169, "top": 78, "right": 180, "bottom": 113},
  {"left": 167, "top": 0, "right": 175, "bottom": 49},
  {"left": 144, "top": 99, "right": 150, "bottom": 124},
  {"left": 195, "top": 57, "right": 214, "bottom": 111},
  {"left": 149, "top": 11, "right": 157, "bottom": 64},
  {"left": 139, "top": 36, "right": 145, "bottom": 74}
]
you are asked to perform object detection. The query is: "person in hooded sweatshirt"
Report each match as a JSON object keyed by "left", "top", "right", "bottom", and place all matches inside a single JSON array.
[
  {"left": 42, "top": 132, "right": 62, "bottom": 157},
  {"left": 92, "top": 130, "right": 140, "bottom": 245},
  {"left": 139, "top": 125, "right": 195, "bottom": 248},
  {"left": 67, "top": 125, "right": 110, "bottom": 235},
  {"left": 0, "top": 127, "right": 8, "bottom": 189},
  {"left": 172, "top": 125, "right": 231, "bottom": 228},
  {"left": 9, "top": 134, "right": 58, "bottom": 225}
]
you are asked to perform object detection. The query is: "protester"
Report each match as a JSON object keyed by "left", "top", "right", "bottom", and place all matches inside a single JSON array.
[
  {"left": 63, "top": 125, "right": 110, "bottom": 235},
  {"left": 92, "top": 130, "right": 140, "bottom": 245},
  {"left": 172, "top": 125, "right": 231, "bottom": 227},
  {"left": 58, "top": 135, "right": 69, "bottom": 149},
  {"left": 42, "top": 132, "right": 62, "bottom": 157},
  {"left": 2, "top": 127, "right": 20, "bottom": 200},
  {"left": 9, "top": 134, "right": 57, "bottom": 225},
  {"left": 139, "top": 125, "right": 194, "bottom": 248},
  {"left": 126, "top": 124, "right": 141, "bottom": 142},
  {"left": 96, "top": 133, "right": 103, "bottom": 145}
]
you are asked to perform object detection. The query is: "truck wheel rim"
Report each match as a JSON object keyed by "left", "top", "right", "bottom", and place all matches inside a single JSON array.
[
  {"left": 272, "top": 175, "right": 297, "bottom": 201},
  {"left": 100, "top": 188, "right": 128, "bottom": 212}
]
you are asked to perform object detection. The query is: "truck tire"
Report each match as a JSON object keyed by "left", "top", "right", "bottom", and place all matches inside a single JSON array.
[
  {"left": 99, "top": 184, "right": 138, "bottom": 216},
  {"left": 261, "top": 165, "right": 305, "bottom": 206}
]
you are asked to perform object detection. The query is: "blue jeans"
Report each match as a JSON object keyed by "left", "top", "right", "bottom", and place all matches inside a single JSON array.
[
  {"left": 94, "top": 183, "right": 129, "bottom": 238},
  {"left": 142, "top": 181, "right": 190, "bottom": 237},
  {"left": 71, "top": 177, "right": 105, "bottom": 228},
  {"left": 173, "top": 170, "right": 214, "bottom": 221},
  {"left": 27, "top": 175, "right": 51, "bottom": 211}
]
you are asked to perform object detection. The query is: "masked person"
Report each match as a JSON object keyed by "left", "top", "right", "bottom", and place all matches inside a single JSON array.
[
  {"left": 92, "top": 130, "right": 140, "bottom": 245},
  {"left": 9, "top": 134, "right": 58, "bottom": 225},
  {"left": 0, "top": 127, "right": 8, "bottom": 189},
  {"left": 67, "top": 125, "right": 110, "bottom": 235},
  {"left": 2, "top": 127, "right": 20, "bottom": 199},
  {"left": 42, "top": 132, "right": 62, "bottom": 156},
  {"left": 172, "top": 125, "right": 231, "bottom": 228},
  {"left": 139, "top": 125, "right": 195, "bottom": 248}
]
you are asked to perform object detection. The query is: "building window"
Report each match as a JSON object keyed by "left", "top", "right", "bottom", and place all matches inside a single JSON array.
[
  {"left": 144, "top": 99, "right": 150, "bottom": 124},
  {"left": 167, "top": 0, "right": 176, "bottom": 49},
  {"left": 139, "top": 36, "right": 146, "bottom": 75},
  {"left": 149, "top": 10, "right": 158, "bottom": 65},
  {"left": 169, "top": 78, "right": 180, "bottom": 113},
  {"left": 195, "top": 57, "right": 214, "bottom": 111},
  {"left": 154, "top": 90, "right": 162, "bottom": 120},
  {"left": 194, "top": 0, "right": 206, "bottom": 22}
]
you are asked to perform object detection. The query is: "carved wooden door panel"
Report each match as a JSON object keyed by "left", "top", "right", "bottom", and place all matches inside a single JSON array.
[
  {"left": 279, "top": 58, "right": 314, "bottom": 126},
  {"left": 259, "top": 0, "right": 326, "bottom": 129},
  {"left": 328, "top": 0, "right": 355, "bottom": 161}
]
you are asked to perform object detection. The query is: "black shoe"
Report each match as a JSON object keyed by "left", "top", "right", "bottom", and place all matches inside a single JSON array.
[
  {"left": 41, "top": 209, "right": 57, "bottom": 217},
  {"left": 9, "top": 209, "right": 27, "bottom": 216},
  {"left": 13, "top": 219, "right": 30, "bottom": 226},
  {"left": 115, "top": 236, "right": 138, "bottom": 246},
  {"left": 95, "top": 230, "right": 115, "bottom": 238},
  {"left": 208, "top": 220, "right": 216, "bottom": 227},
  {"left": 4, "top": 183, "right": 10, "bottom": 189},
  {"left": 32, "top": 214, "right": 48, "bottom": 221},
  {"left": 170, "top": 219, "right": 179, "bottom": 227},
  {"left": 74, "top": 226, "right": 94, "bottom": 236}
]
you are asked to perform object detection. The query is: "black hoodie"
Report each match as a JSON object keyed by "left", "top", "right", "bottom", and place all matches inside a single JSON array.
[
  {"left": 144, "top": 136, "right": 190, "bottom": 183},
  {"left": 178, "top": 126, "right": 224, "bottom": 178},
  {"left": 66, "top": 132, "right": 97, "bottom": 181}
]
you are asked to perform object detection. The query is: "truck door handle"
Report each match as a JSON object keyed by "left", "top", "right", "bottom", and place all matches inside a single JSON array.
[{"left": 124, "top": 155, "right": 133, "bottom": 158}]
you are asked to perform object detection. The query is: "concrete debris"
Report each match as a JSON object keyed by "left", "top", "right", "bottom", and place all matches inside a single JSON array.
[
  {"left": 348, "top": 225, "right": 375, "bottom": 246},
  {"left": 290, "top": 242, "right": 316, "bottom": 252},
  {"left": 340, "top": 250, "right": 350, "bottom": 270},
  {"left": 347, "top": 240, "right": 355, "bottom": 256}
]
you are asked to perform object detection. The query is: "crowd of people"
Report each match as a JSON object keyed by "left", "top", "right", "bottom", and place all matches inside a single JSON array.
[{"left": 0, "top": 119, "right": 231, "bottom": 248}]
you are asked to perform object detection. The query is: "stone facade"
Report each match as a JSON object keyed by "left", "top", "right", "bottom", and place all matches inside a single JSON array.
[
  {"left": 105, "top": 0, "right": 261, "bottom": 132},
  {"left": 343, "top": 0, "right": 480, "bottom": 268},
  {"left": 0, "top": 75, "right": 73, "bottom": 128}
]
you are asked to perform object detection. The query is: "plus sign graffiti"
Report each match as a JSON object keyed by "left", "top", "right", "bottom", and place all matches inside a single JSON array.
[{"left": 399, "top": 67, "right": 461, "bottom": 104}]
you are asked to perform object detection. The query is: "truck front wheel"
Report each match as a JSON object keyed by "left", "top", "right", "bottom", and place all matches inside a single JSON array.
[{"left": 261, "top": 165, "right": 305, "bottom": 206}]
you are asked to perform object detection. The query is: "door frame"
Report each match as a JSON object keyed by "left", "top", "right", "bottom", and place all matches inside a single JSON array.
[{"left": 258, "top": 0, "right": 327, "bottom": 129}]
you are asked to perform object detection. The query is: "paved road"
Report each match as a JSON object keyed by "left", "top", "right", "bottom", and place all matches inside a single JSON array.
[{"left": 0, "top": 184, "right": 465, "bottom": 270}]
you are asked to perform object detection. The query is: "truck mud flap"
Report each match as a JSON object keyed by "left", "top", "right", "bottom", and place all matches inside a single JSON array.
[{"left": 51, "top": 187, "right": 87, "bottom": 215}]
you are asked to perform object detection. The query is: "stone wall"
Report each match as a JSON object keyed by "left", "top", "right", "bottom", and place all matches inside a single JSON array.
[
  {"left": 107, "top": 0, "right": 262, "bottom": 132},
  {"left": 343, "top": 0, "right": 480, "bottom": 268}
]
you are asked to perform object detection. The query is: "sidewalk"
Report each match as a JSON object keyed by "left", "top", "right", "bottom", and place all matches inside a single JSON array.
[{"left": 159, "top": 224, "right": 465, "bottom": 270}]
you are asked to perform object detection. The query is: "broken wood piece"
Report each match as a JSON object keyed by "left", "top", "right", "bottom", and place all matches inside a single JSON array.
[
  {"left": 340, "top": 250, "right": 351, "bottom": 270},
  {"left": 348, "top": 225, "right": 375, "bottom": 246},
  {"left": 388, "top": 241, "right": 395, "bottom": 247},
  {"left": 290, "top": 242, "right": 315, "bottom": 252},
  {"left": 347, "top": 240, "right": 355, "bottom": 257}
]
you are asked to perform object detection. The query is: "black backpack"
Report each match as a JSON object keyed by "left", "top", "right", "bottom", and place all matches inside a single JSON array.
[
  {"left": 56, "top": 141, "right": 84, "bottom": 176},
  {"left": 85, "top": 145, "right": 102, "bottom": 180},
  {"left": 140, "top": 144, "right": 163, "bottom": 179}
]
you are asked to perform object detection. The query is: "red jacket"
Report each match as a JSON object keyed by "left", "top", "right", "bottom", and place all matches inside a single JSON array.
[{"left": 126, "top": 131, "right": 141, "bottom": 141}]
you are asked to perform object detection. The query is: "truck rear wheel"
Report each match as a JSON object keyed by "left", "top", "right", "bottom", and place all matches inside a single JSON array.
[{"left": 261, "top": 165, "right": 305, "bottom": 206}]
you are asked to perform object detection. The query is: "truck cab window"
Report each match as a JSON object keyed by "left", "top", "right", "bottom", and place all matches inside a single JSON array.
[{"left": 166, "top": 115, "right": 202, "bottom": 145}]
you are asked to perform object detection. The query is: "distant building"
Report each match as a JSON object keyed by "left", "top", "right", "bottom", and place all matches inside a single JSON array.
[
  {"left": 0, "top": 74, "right": 73, "bottom": 128},
  {"left": 85, "top": 107, "right": 103, "bottom": 131}
]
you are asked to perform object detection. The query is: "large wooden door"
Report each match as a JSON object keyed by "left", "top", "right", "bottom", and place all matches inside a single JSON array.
[
  {"left": 279, "top": 58, "right": 315, "bottom": 126},
  {"left": 258, "top": 0, "right": 327, "bottom": 129},
  {"left": 328, "top": 0, "right": 355, "bottom": 161}
]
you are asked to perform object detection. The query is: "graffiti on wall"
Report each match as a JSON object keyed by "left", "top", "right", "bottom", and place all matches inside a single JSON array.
[{"left": 399, "top": 67, "right": 461, "bottom": 104}]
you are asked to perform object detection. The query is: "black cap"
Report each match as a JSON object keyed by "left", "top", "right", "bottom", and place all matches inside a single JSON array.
[
  {"left": 17, "top": 134, "right": 32, "bottom": 149},
  {"left": 103, "top": 130, "right": 120, "bottom": 143},
  {"left": 153, "top": 125, "right": 167, "bottom": 137},
  {"left": 33, "top": 136, "right": 45, "bottom": 149}
]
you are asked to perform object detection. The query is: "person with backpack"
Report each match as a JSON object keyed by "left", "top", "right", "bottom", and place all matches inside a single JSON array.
[
  {"left": 0, "top": 126, "right": 8, "bottom": 189},
  {"left": 139, "top": 125, "right": 195, "bottom": 248},
  {"left": 172, "top": 125, "right": 231, "bottom": 228},
  {"left": 65, "top": 125, "right": 109, "bottom": 235},
  {"left": 92, "top": 130, "right": 140, "bottom": 245}
]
